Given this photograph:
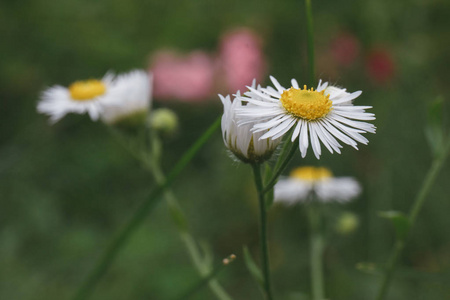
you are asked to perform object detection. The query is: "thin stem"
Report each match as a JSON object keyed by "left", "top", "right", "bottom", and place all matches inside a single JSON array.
[
  {"left": 307, "top": 204, "right": 325, "bottom": 300},
  {"left": 72, "top": 117, "right": 221, "bottom": 300},
  {"left": 305, "top": 0, "right": 315, "bottom": 87},
  {"left": 146, "top": 132, "right": 232, "bottom": 300},
  {"left": 375, "top": 240, "right": 404, "bottom": 300},
  {"left": 262, "top": 139, "right": 299, "bottom": 194},
  {"left": 409, "top": 144, "right": 449, "bottom": 225},
  {"left": 375, "top": 137, "right": 450, "bottom": 300},
  {"left": 251, "top": 163, "right": 274, "bottom": 300}
]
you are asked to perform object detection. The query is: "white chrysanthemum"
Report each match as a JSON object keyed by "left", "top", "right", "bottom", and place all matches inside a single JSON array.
[
  {"left": 37, "top": 73, "right": 116, "bottom": 123},
  {"left": 219, "top": 86, "right": 281, "bottom": 163},
  {"left": 237, "top": 76, "right": 376, "bottom": 159},
  {"left": 274, "top": 166, "right": 361, "bottom": 204},
  {"left": 101, "top": 70, "right": 152, "bottom": 124}
]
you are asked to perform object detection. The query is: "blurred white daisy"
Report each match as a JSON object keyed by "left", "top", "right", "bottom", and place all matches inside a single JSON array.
[
  {"left": 37, "top": 72, "right": 116, "bottom": 123},
  {"left": 101, "top": 70, "right": 152, "bottom": 125},
  {"left": 274, "top": 166, "right": 361, "bottom": 204},
  {"left": 219, "top": 84, "right": 281, "bottom": 163},
  {"left": 237, "top": 76, "right": 376, "bottom": 159}
]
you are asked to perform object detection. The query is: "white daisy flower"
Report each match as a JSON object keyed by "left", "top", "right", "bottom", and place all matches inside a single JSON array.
[
  {"left": 274, "top": 166, "right": 361, "bottom": 204},
  {"left": 37, "top": 72, "right": 116, "bottom": 123},
  {"left": 236, "top": 76, "right": 376, "bottom": 159},
  {"left": 219, "top": 85, "right": 281, "bottom": 163},
  {"left": 100, "top": 70, "right": 152, "bottom": 125}
]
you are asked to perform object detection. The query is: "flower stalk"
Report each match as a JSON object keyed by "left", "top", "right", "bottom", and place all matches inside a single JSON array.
[
  {"left": 146, "top": 131, "right": 232, "bottom": 300},
  {"left": 72, "top": 117, "right": 221, "bottom": 300},
  {"left": 307, "top": 203, "right": 325, "bottom": 300},
  {"left": 251, "top": 163, "right": 274, "bottom": 300}
]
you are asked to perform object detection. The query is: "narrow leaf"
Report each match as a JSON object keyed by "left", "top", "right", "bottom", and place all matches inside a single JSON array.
[
  {"left": 379, "top": 211, "right": 410, "bottom": 240},
  {"left": 243, "top": 246, "right": 264, "bottom": 287}
]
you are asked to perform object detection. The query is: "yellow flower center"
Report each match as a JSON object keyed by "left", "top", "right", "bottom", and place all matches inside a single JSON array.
[
  {"left": 69, "top": 79, "right": 106, "bottom": 101},
  {"left": 280, "top": 85, "right": 332, "bottom": 120},
  {"left": 290, "top": 166, "right": 332, "bottom": 181}
]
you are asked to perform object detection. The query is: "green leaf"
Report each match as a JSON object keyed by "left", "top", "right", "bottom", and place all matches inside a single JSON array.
[
  {"left": 425, "top": 97, "right": 445, "bottom": 157},
  {"left": 243, "top": 246, "right": 264, "bottom": 288},
  {"left": 379, "top": 211, "right": 410, "bottom": 240}
]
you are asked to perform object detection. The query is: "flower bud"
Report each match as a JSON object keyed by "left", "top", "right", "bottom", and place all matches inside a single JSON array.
[
  {"left": 335, "top": 212, "right": 359, "bottom": 235},
  {"left": 219, "top": 90, "right": 281, "bottom": 164},
  {"left": 149, "top": 108, "right": 178, "bottom": 135}
]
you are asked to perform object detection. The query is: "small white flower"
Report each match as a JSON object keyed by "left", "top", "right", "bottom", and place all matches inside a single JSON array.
[
  {"left": 236, "top": 76, "right": 376, "bottom": 159},
  {"left": 274, "top": 166, "right": 361, "bottom": 204},
  {"left": 219, "top": 84, "right": 281, "bottom": 163},
  {"left": 101, "top": 70, "right": 152, "bottom": 124},
  {"left": 37, "top": 72, "right": 116, "bottom": 123}
]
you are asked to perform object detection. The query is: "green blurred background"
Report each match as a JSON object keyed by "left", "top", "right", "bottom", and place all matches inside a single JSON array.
[{"left": 1, "top": 0, "right": 449, "bottom": 299}]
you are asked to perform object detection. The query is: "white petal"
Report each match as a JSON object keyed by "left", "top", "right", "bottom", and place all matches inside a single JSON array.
[
  {"left": 270, "top": 75, "right": 286, "bottom": 93},
  {"left": 260, "top": 117, "right": 296, "bottom": 140},
  {"left": 309, "top": 123, "right": 322, "bottom": 159},
  {"left": 313, "top": 122, "right": 334, "bottom": 154},
  {"left": 291, "top": 120, "right": 302, "bottom": 142},
  {"left": 299, "top": 120, "right": 309, "bottom": 157},
  {"left": 320, "top": 119, "right": 358, "bottom": 149}
]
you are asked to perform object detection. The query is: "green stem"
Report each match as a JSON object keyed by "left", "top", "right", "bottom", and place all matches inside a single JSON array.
[
  {"left": 251, "top": 164, "right": 274, "bottom": 300},
  {"left": 72, "top": 117, "right": 221, "bottom": 300},
  {"left": 307, "top": 204, "right": 325, "bottom": 300},
  {"left": 262, "top": 138, "right": 299, "bottom": 194},
  {"left": 146, "top": 132, "right": 232, "bottom": 300},
  {"left": 376, "top": 137, "right": 450, "bottom": 300},
  {"left": 305, "top": 0, "right": 315, "bottom": 87}
]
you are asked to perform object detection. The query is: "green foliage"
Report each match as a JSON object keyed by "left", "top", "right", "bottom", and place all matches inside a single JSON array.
[
  {"left": 243, "top": 246, "right": 264, "bottom": 288},
  {"left": 379, "top": 211, "right": 410, "bottom": 240}
]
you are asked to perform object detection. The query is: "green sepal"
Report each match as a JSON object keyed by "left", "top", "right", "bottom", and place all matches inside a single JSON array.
[{"left": 110, "top": 110, "right": 148, "bottom": 131}]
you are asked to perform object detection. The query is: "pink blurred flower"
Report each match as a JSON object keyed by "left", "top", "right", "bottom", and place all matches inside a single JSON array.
[
  {"left": 150, "top": 50, "right": 214, "bottom": 102},
  {"left": 366, "top": 48, "right": 395, "bottom": 84},
  {"left": 218, "top": 28, "right": 266, "bottom": 93},
  {"left": 331, "top": 32, "right": 361, "bottom": 67}
]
